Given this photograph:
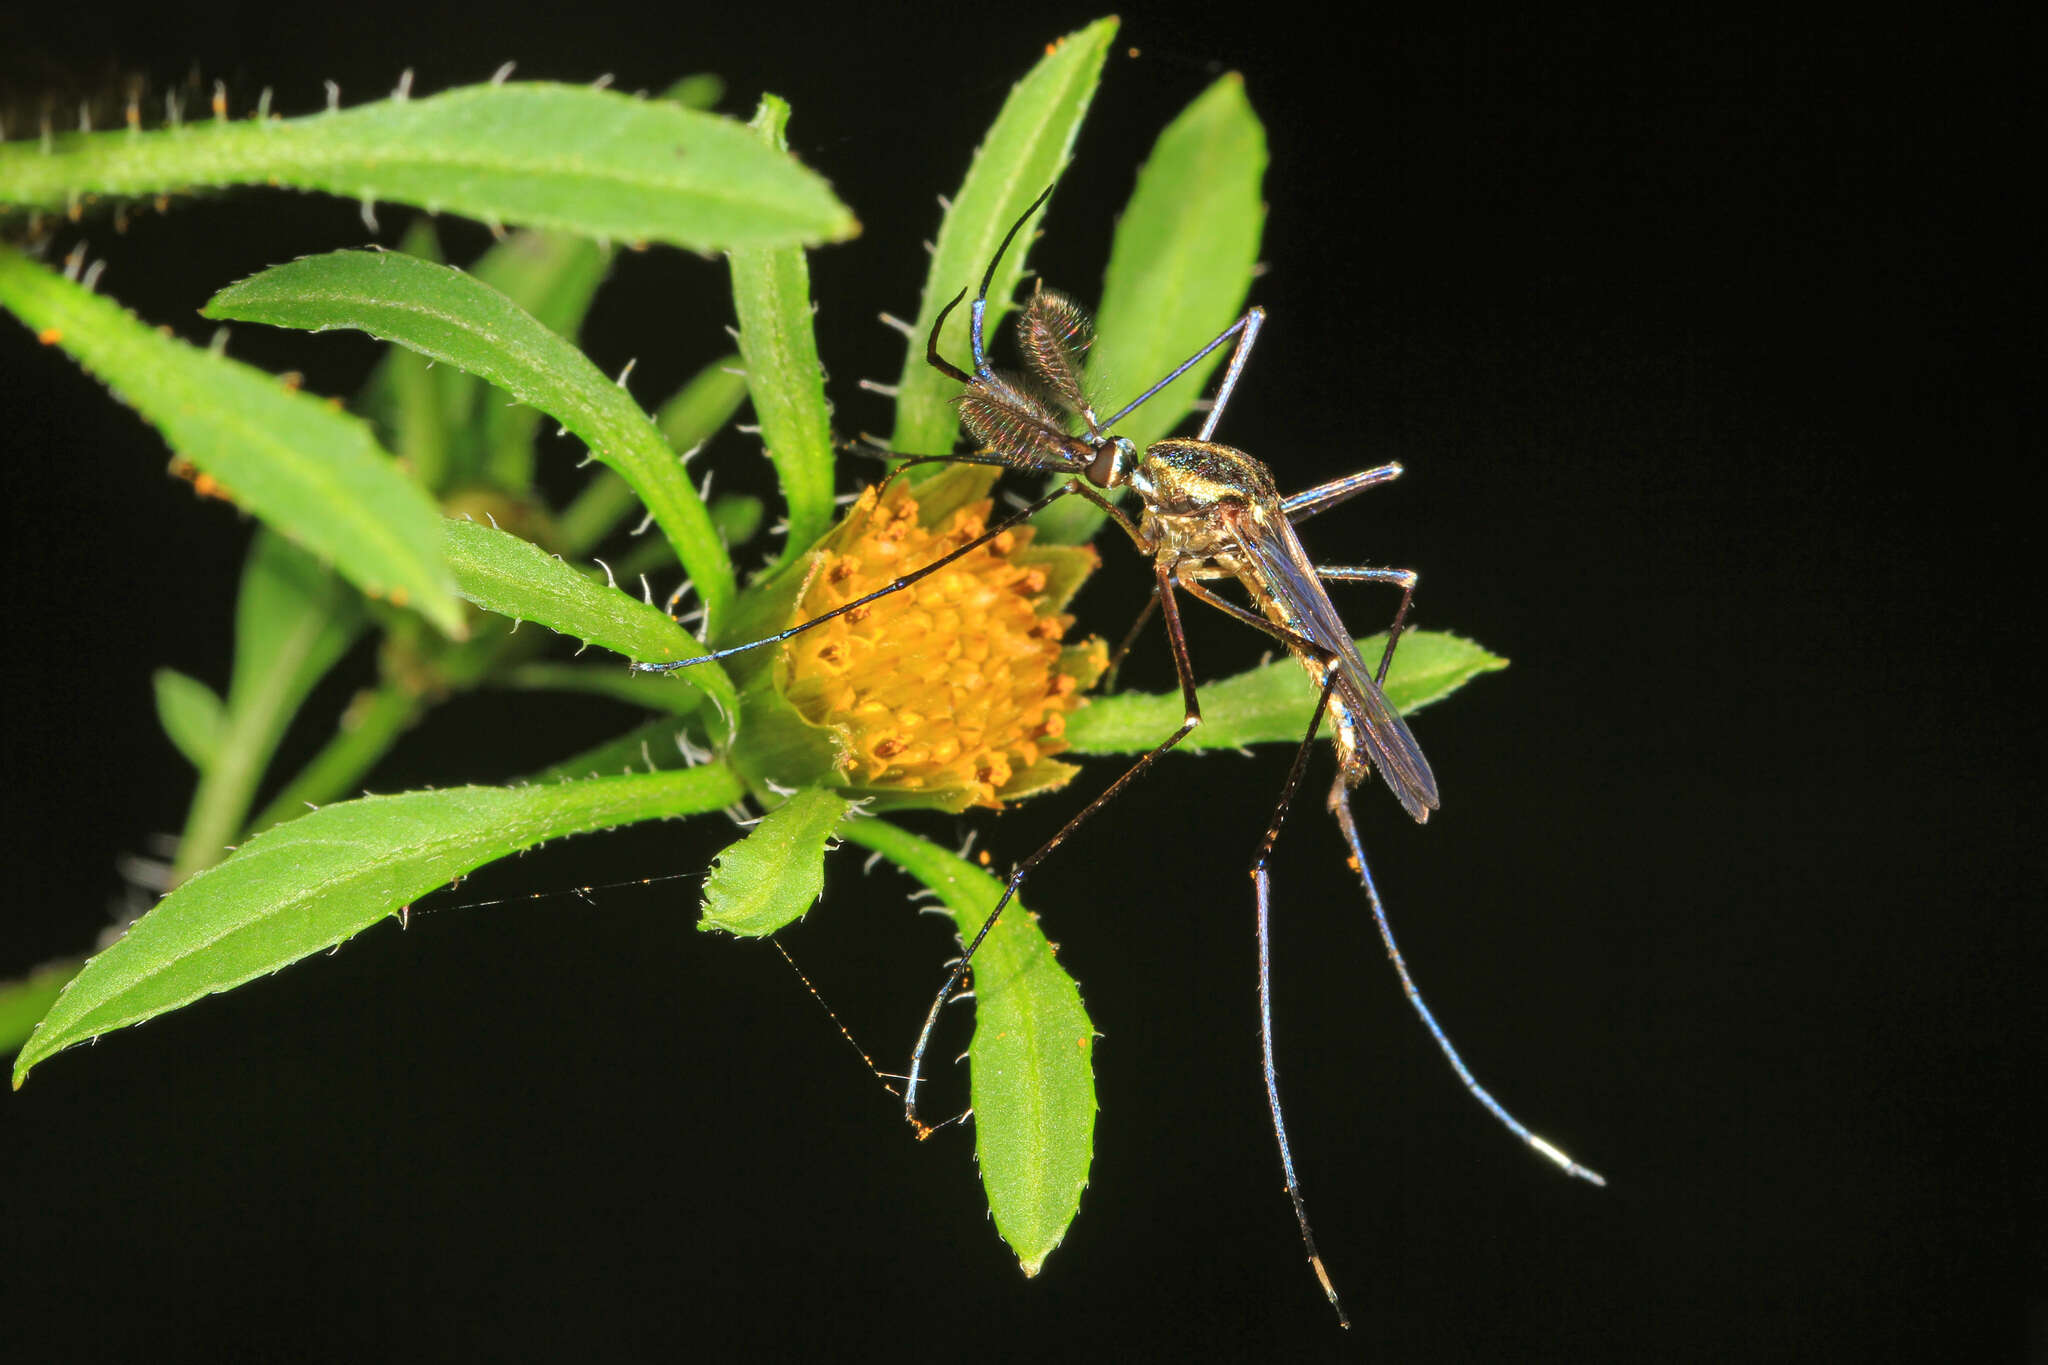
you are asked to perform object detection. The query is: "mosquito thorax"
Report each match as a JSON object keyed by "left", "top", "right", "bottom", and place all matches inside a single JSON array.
[{"left": 1128, "top": 438, "right": 1279, "bottom": 518}]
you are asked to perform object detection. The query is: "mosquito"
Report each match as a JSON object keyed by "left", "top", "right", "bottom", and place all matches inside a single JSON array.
[{"left": 635, "top": 186, "right": 1604, "bottom": 1326}]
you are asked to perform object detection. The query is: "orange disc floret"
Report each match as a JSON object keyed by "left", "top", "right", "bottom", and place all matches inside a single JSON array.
[{"left": 779, "top": 476, "right": 1091, "bottom": 810}]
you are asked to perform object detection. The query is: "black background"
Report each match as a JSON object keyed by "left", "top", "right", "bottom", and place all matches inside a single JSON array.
[{"left": 1, "top": 9, "right": 2032, "bottom": 1361}]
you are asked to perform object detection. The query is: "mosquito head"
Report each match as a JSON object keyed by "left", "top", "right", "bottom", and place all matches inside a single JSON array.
[{"left": 1086, "top": 435, "right": 1137, "bottom": 489}]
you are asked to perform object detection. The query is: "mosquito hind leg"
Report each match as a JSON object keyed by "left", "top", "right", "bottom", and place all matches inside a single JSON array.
[
  {"left": 1314, "top": 564, "right": 1419, "bottom": 686},
  {"left": 1250, "top": 671, "right": 1352, "bottom": 1327},
  {"left": 1102, "top": 591, "right": 1159, "bottom": 694},
  {"left": 1326, "top": 777, "right": 1607, "bottom": 1186}
]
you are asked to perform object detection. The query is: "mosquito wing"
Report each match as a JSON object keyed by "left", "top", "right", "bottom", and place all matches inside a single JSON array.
[{"left": 1227, "top": 512, "right": 1441, "bottom": 822}]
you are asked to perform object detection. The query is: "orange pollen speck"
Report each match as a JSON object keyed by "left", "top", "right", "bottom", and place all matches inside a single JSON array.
[
  {"left": 780, "top": 479, "right": 1089, "bottom": 810},
  {"left": 36, "top": 327, "right": 62, "bottom": 346}
]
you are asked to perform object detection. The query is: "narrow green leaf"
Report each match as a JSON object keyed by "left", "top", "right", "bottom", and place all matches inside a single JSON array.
[
  {"left": 728, "top": 96, "right": 837, "bottom": 570},
  {"left": 1064, "top": 630, "right": 1507, "bottom": 755},
  {"left": 359, "top": 218, "right": 464, "bottom": 491},
  {"left": 153, "top": 668, "right": 226, "bottom": 771},
  {"left": 0, "top": 247, "right": 464, "bottom": 635},
  {"left": 1036, "top": 74, "right": 1269, "bottom": 543},
  {"left": 13, "top": 764, "right": 746, "bottom": 1087},
  {"left": 555, "top": 356, "right": 749, "bottom": 557},
  {"left": 0, "top": 83, "right": 858, "bottom": 250},
  {"left": 468, "top": 230, "right": 614, "bottom": 492},
  {"left": 889, "top": 18, "right": 1119, "bottom": 455},
  {"left": 444, "top": 516, "right": 687, "bottom": 661},
  {"left": 441, "top": 517, "right": 737, "bottom": 732},
  {"left": 1090, "top": 74, "right": 1267, "bottom": 452},
  {"left": 699, "top": 787, "right": 851, "bottom": 936},
  {"left": 0, "top": 957, "right": 85, "bottom": 1053},
  {"left": 205, "top": 250, "right": 738, "bottom": 633},
  {"left": 174, "top": 532, "right": 371, "bottom": 878},
  {"left": 839, "top": 819, "right": 1094, "bottom": 1278}
]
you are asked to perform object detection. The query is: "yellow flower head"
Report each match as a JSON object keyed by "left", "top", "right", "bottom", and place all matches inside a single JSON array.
[{"left": 774, "top": 467, "right": 1104, "bottom": 811}]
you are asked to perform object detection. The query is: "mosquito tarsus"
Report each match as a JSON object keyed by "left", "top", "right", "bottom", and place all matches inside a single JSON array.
[{"left": 634, "top": 184, "right": 1604, "bottom": 1328}]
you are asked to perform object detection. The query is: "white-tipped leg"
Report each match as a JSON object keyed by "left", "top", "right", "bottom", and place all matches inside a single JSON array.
[{"left": 1329, "top": 778, "right": 1607, "bottom": 1187}]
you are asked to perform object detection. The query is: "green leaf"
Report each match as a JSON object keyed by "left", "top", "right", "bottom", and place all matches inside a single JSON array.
[
  {"left": 441, "top": 517, "right": 737, "bottom": 731},
  {"left": 727, "top": 96, "right": 838, "bottom": 571},
  {"left": 555, "top": 356, "right": 750, "bottom": 558},
  {"left": 0, "top": 83, "right": 859, "bottom": 250},
  {"left": 888, "top": 18, "right": 1119, "bottom": 455},
  {"left": 444, "top": 516, "right": 687, "bottom": 661},
  {"left": 0, "top": 247, "right": 464, "bottom": 636},
  {"left": 467, "top": 230, "right": 614, "bottom": 491},
  {"left": 1036, "top": 74, "right": 1269, "bottom": 543},
  {"left": 698, "top": 787, "right": 851, "bottom": 936},
  {"left": 153, "top": 668, "right": 226, "bottom": 771},
  {"left": 839, "top": 819, "right": 1094, "bottom": 1278},
  {"left": 13, "top": 765, "right": 746, "bottom": 1087},
  {"left": 1064, "top": 630, "right": 1507, "bottom": 755},
  {"left": 173, "top": 532, "right": 371, "bottom": 878},
  {"left": 205, "top": 249, "right": 738, "bottom": 634},
  {"left": 0, "top": 957, "right": 85, "bottom": 1053},
  {"left": 358, "top": 218, "right": 463, "bottom": 491}
]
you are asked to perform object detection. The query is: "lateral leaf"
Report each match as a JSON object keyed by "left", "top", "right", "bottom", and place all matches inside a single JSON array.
[
  {"left": 839, "top": 819, "right": 1094, "bottom": 1278},
  {"left": 1064, "top": 630, "right": 1508, "bottom": 754},
  {"left": 1037, "top": 73, "right": 1269, "bottom": 543},
  {"left": 727, "top": 96, "right": 837, "bottom": 569},
  {"left": 171, "top": 532, "right": 372, "bottom": 880},
  {"left": 153, "top": 669, "right": 226, "bottom": 771},
  {"left": 441, "top": 517, "right": 737, "bottom": 731},
  {"left": 467, "top": 229, "right": 614, "bottom": 491},
  {"left": 205, "top": 250, "right": 737, "bottom": 633},
  {"left": 698, "top": 787, "right": 852, "bottom": 936},
  {"left": 889, "top": 19, "right": 1118, "bottom": 455},
  {"left": 0, "top": 247, "right": 464, "bottom": 635},
  {"left": 12, "top": 765, "right": 746, "bottom": 1087},
  {"left": 0, "top": 83, "right": 858, "bottom": 250},
  {"left": 555, "top": 356, "right": 749, "bottom": 558}
]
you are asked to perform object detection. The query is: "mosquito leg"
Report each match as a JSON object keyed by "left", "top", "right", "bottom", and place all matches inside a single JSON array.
[
  {"left": 1176, "top": 578, "right": 1338, "bottom": 663},
  {"left": 1327, "top": 778, "right": 1607, "bottom": 1186},
  {"left": 1314, "top": 565, "right": 1419, "bottom": 685},
  {"left": 967, "top": 184, "right": 1056, "bottom": 376},
  {"left": 1102, "top": 591, "right": 1159, "bottom": 694},
  {"left": 1252, "top": 671, "right": 1351, "bottom": 1327},
  {"left": 1097, "top": 308, "right": 1265, "bottom": 433},
  {"left": 1064, "top": 478, "right": 1146, "bottom": 549},
  {"left": 631, "top": 483, "right": 1075, "bottom": 674},
  {"left": 1281, "top": 462, "right": 1404, "bottom": 522},
  {"left": 902, "top": 562, "right": 1206, "bottom": 1134},
  {"left": 1197, "top": 307, "right": 1266, "bottom": 440}
]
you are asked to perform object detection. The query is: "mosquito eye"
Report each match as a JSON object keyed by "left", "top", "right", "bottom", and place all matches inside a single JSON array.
[
  {"left": 1088, "top": 436, "right": 1138, "bottom": 489},
  {"left": 1087, "top": 443, "right": 1125, "bottom": 487}
]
